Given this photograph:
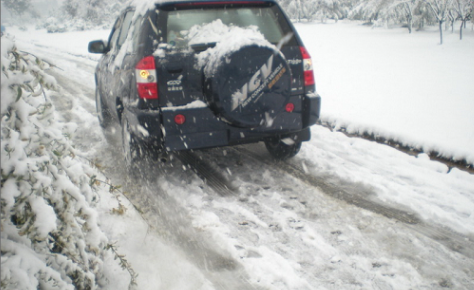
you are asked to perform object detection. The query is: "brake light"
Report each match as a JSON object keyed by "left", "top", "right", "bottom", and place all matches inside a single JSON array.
[
  {"left": 285, "top": 103, "right": 295, "bottom": 113},
  {"left": 174, "top": 114, "right": 186, "bottom": 125},
  {"left": 300, "top": 47, "right": 315, "bottom": 86},
  {"left": 136, "top": 56, "right": 158, "bottom": 99}
]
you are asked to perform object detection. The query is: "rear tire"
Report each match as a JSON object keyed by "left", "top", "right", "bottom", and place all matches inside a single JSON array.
[
  {"left": 264, "top": 135, "right": 302, "bottom": 160},
  {"left": 96, "top": 88, "right": 112, "bottom": 128},
  {"left": 121, "top": 116, "right": 144, "bottom": 174}
]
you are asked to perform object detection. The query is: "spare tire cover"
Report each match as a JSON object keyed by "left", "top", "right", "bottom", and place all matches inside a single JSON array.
[{"left": 204, "top": 45, "right": 291, "bottom": 128}]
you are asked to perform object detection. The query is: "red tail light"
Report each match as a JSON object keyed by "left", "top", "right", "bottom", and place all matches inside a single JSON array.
[
  {"left": 300, "top": 47, "right": 315, "bottom": 87},
  {"left": 174, "top": 114, "right": 186, "bottom": 125},
  {"left": 136, "top": 56, "right": 158, "bottom": 99},
  {"left": 285, "top": 103, "right": 295, "bottom": 113}
]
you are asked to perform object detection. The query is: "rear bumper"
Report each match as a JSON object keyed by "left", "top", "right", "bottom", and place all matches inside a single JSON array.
[{"left": 125, "top": 93, "right": 321, "bottom": 151}]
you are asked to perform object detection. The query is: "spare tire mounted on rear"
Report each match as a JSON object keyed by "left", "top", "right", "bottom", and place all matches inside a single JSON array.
[{"left": 203, "top": 45, "right": 291, "bottom": 128}]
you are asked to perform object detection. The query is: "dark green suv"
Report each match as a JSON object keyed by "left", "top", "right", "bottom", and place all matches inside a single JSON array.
[{"left": 88, "top": 0, "right": 321, "bottom": 169}]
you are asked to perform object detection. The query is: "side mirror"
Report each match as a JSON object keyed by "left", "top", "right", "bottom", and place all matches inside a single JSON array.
[{"left": 88, "top": 40, "right": 108, "bottom": 54}]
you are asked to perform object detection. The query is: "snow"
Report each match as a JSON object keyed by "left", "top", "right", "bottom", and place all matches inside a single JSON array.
[
  {"left": 1, "top": 239, "right": 75, "bottom": 290},
  {"left": 300, "top": 125, "right": 474, "bottom": 233},
  {"left": 2, "top": 20, "right": 474, "bottom": 290},
  {"left": 188, "top": 19, "right": 276, "bottom": 77},
  {"left": 28, "top": 196, "right": 58, "bottom": 239},
  {"left": 162, "top": 100, "right": 208, "bottom": 111},
  {"left": 295, "top": 20, "right": 474, "bottom": 164}
]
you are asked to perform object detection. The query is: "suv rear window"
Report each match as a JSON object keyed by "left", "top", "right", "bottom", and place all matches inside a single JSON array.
[{"left": 164, "top": 4, "right": 293, "bottom": 47}]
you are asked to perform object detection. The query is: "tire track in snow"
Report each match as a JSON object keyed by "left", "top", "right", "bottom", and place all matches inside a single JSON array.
[
  {"left": 119, "top": 177, "right": 262, "bottom": 290},
  {"left": 234, "top": 146, "right": 474, "bottom": 260},
  {"left": 178, "top": 145, "right": 474, "bottom": 288},
  {"left": 175, "top": 151, "right": 237, "bottom": 196},
  {"left": 49, "top": 65, "right": 262, "bottom": 289}
]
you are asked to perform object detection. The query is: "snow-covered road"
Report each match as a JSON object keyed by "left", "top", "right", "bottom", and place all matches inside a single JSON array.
[{"left": 8, "top": 26, "right": 474, "bottom": 289}]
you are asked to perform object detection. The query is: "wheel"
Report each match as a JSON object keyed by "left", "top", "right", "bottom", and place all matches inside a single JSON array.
[
  {"left": 264, "top": 135, "right": 302, "bottom": 160},
  {"left": 121, "top": 116, "right": 144, "bottom": 173},
  {"left": 95, "top": 88, "right": 112, "bottom": 128}
]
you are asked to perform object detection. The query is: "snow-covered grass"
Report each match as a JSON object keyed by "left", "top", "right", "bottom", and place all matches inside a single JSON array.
[{"left": 295, "top": 20, "right": 474, "bottom": 165}]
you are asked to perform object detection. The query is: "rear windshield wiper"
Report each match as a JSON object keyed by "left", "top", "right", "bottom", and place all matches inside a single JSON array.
[{"left": 190, "top": 42, "right": 217, "bottom": 52}]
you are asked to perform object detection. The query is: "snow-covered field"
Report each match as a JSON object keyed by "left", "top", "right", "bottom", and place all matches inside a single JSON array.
[
  {"left": 296, "top": 21, "right": 474, "bottom": 164},
  {"left": 2, "top": 21, "right": 474, "bottom": 289}
]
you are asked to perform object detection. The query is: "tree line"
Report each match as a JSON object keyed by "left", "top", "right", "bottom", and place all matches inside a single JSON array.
[
  {"left": 2, "top": 0, "right": 472, "bottom": 44},
  {"left": 1, "top": 0, "right": 126, "bottom": 31},
  {"left": 279, "top": 0, "right": 473, "bottom": 43}
]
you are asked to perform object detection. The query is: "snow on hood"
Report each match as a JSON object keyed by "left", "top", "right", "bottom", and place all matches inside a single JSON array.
[{"left": 187, "top": 19, "right": 277, "bottom": 77}]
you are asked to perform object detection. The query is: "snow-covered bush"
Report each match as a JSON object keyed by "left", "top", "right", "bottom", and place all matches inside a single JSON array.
[
  {"left": 43, "top": 17, "right": 67, "bottom": 33},
  {"left": 58, "top": 0, "right": 127, "bottom": 32},
  {"left": 0, "top": 39, "right": 118, "bottom": 289}
]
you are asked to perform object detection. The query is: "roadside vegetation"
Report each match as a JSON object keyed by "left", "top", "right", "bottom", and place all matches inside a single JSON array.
[{"left": 0, "top": 38, "right": 136, "bottom": 290}]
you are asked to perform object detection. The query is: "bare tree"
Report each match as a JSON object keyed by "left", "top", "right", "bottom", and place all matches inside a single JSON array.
[
  {"left": 453, "top": 0, "right": 473, "bottom": 39},
  {"left": 424, "top": 0, "right": 454, "bottom": 44},
  {"left": 393, "top": 0, "right": 419, "bottom": 33},
  {"left": 447, "top": 5, "right": 457, "bottom": 32}
]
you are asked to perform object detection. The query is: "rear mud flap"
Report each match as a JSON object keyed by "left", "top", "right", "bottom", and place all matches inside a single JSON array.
[{"left": 303, "top": 94, "right": 321, "bottom": 127}]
